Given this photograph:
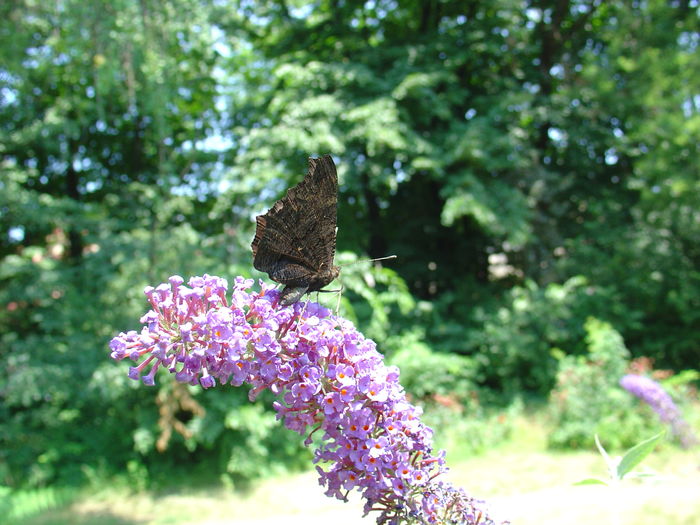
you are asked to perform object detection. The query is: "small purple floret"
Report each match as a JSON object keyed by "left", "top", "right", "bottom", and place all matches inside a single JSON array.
[{"left": 109, "top": 274, "right": 509, "bottom": 524}]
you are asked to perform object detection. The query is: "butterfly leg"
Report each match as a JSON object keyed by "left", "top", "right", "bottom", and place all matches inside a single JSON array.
[
  {"left": 315, "top": 287, "right": 343, "bottom": 314},
  {"left": 335, "top": 284, "right": 345, "bottom": 314},
  {"left": 299, "top": 297, "right": 312, "bottom": 320}
]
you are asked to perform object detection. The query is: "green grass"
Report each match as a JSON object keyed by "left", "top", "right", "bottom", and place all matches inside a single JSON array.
[{"left": 14, "top": 416, "right": 700, "bottom": 525}]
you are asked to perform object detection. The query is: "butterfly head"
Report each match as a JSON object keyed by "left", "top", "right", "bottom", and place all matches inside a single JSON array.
[{"left": 309, "top": 265, "right": 340, "bottom": 292}]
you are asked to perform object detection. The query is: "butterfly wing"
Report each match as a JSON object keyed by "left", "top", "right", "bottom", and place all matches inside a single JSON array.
[{"left": 251, "top": 155, "right": 338, "bottom": 286}]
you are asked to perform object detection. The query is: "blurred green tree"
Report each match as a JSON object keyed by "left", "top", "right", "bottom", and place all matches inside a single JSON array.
[
  {"left": 216, "top": 0, "right": 699, "bottom": 375},
  {"left": 0, "top": 0, "right": 230, "bottom": 488}
]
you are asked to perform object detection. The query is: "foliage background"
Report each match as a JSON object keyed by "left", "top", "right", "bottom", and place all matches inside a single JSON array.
[{"left": 1, "top": 0, "right": 698, "bottom": 493}]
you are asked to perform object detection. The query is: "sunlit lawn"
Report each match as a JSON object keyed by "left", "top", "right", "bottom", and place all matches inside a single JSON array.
[{"left": 21, "top": 417, "right": 700, "bottom": 525}]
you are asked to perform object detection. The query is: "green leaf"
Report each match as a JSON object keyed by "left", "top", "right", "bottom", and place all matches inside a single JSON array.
[
  {"left": 573, "top": 478, "right": 609, "bottom": 486},
  {"left": 616, "top": 432, "right": 665, "bottom": 480},
  {"left": 594, "top": 434, "right": 614, "bottom": 474}
]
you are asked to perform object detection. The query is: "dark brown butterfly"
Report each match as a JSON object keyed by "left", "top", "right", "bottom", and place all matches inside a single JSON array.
[{"left": 251, "top": 155, "right": 340, "bottom": 306}]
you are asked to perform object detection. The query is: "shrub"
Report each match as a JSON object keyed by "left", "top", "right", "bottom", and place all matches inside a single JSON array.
[
  {"left": 548, "top": 318, "right": 658, "bottom": 449},
  {"left": 389, "top": 330, "right": 515, "bottom": 455}
]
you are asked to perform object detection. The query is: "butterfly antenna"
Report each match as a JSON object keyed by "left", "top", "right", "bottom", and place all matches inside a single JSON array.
[{"left": 338, "top": 255, "right": 397, "bottom": 268}]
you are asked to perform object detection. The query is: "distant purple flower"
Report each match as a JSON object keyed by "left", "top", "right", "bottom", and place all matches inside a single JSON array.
[
  {"left": 110, "top": 275, "right": 509, "bottom": 525},
  {"left": 620, "top": 374, "right": 697, "bottom": 449}
]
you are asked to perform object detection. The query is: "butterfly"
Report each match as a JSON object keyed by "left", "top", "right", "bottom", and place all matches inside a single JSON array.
[{"left": 251, "top": 155, "right": 340, "bottom": 306}]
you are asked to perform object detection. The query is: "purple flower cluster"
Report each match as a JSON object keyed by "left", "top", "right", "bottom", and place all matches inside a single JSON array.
[
  {"left": 110, "top": 275, "right": 508, "bottom": 525},
  {"left": 620, "top": 374, "right": 697, "bottom": 449}
]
